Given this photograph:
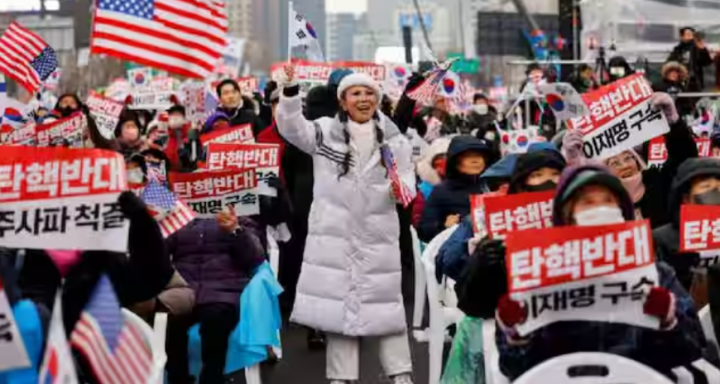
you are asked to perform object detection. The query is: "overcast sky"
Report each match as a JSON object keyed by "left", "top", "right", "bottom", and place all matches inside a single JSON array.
[{"left": 326, "top": 0, "right": 367, "bottom": 14}]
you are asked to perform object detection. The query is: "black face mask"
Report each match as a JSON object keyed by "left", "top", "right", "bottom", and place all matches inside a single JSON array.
[
  {"left": 692, "top": 189, "right": 720, "bottom": 206},
  {"left": 58, "top": 106, "right": 77, "bottom": 117},
  {"left": 525, "top": 180, "right": 557, "bottom": 193}
]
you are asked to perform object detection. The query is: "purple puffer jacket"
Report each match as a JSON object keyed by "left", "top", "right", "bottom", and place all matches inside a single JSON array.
[{"left": 168, "top": 217, "right": 265, "bottom": 307}]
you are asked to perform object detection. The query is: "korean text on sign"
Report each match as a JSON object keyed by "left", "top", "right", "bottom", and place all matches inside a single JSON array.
[
  {"left": 483, "top": 191, "right": 554, "bottom": 239},
  {"left": 568, "top": 73, "right": 669, "bottom": 160},
  {"left": 86, "top": 91, "right": 123, "bottom": 140},
  {"left": 680, "top": 204, "right": 720, "bottom": 253},
  {"left": 505, "top": 220, "right": 660, "bottom": 336},
  {"left": 36, "top": 113, "right": 86, "bottom": 148},
  {"left": 470, "top": 191, "right": 505, "bottom": 235},
  {"left": 0, "top": 146, "right": 129, "bottom": 252},
  {"left": 1, "top": 122, "right": 35, "bottom": 146},
  {"left": 200, "top": 124, "right": 255, "bottom": 146},
  {"left": 206, "top": 143, "right": 281, "bottom": 197},
  {"left": 647, "top": 137, "right": 710, "bottom": 168},
  {"left": 170, "top": 169, "right": 259, "bottom": 217}
]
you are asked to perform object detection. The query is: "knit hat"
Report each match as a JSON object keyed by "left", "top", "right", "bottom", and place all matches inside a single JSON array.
[
  {"left": 202, "top": 111, "right": 230, "bottom": 133},
  {"left": 337, "top": 73, "right": 382, "bottom": 101},
  {"left": 508, "top": 148, "right": 567, "bottom": 194},
  {"left": 328, "top": 68, "right": 354, "bottom": 87},
  {"left": 552, "top": 165, "right": 634, "bottom": 226},
  {"left": 667, "top": 157, "right": 720, "bottom": 226},
  {"left": 114, "top": 111, "right": 142, "bottom": 138}
]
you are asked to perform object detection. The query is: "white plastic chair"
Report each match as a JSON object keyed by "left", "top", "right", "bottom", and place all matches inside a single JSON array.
[
  {"left": 513, "top": 352, "right": 674, "bottom": 384},
  {"left": 699, "top": 305, "right": 717, "bottom": 346},
  {"left": 421, "top": 225, "right": 464, "bottom": 384},
  {"left": 266, "top": 231, "right": 280, "bottom": 279},
  {"left": 482, "top": 321, "right": 511, "bottom": 384},
  {"left": 151, "top": 311, "right": 265, "bottom": 384},
  {"left": 123, "top": 309, "right": 166, "bottom": 384},
  {"left": 410, "top": 227, "right": 426, "bottom": 338}
]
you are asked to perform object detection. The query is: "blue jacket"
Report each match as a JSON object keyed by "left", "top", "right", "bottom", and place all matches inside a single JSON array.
[
  {"left": 436, "top": 216, "right": 474, "bottom": 282},
  {"left": 418, "top": 136, "right": 491, "bottom": 242}
]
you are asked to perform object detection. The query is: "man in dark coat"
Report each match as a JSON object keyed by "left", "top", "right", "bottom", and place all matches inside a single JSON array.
[
  {"left": 668, "top": 27, "right": 713, "bottom": 91},
  {"left": 215, "top": 79, "right": 265, "bottom": 137}
]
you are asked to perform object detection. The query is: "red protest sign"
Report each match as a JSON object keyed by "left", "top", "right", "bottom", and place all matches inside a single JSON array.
[
  {"left": 680, "top": 204, "right": 720, "bottom": 252},
  {"left": 483, "top": 191, "right": 555, "bottom": 239},
  {"left": 505, "top": 220, "right": 655, "bottom": 293},
  {"left": 334, "top": 61, "right": 387, "bottom": 81},
  {"left": 567, "top": 74, "right": 668, "bottom": 160},
  {"left": 206, "top": 143, "right": 281, "bottom": 171},
  {"left": 36, "top": 113, "right": 86, "bottom": 148},
  {"left": 1, "top": 121, "right": 36, "bottom": 146},
  {"left": 470, "top": 191, "right": 505, "bottom": 234},
  {"left": 0, "top": 146, "right": 129, "bottom": 252},
  {"left": 169, "top": 168, "right": 259, "bottom": 217},
  {"left": 648, "top": 137, "right": 710, "bottom": 167},
  {"left": 271, "top": 60, "right": 334, "bottom": 82},
  {"left": 200, "top": 124, "right": 255, "bottom": 146}
]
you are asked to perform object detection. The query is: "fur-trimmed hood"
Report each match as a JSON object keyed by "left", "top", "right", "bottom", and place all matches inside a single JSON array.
[{"left": 416, "top": 137, "right": 452, "bottom": 185}]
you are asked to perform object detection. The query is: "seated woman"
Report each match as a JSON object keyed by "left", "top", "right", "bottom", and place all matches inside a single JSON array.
[
  {"left": 496, "top": 165, "right": 707, "bottom": 381},
  {"left": 165, "top": 208, "right": 265, "bottom": 384}
]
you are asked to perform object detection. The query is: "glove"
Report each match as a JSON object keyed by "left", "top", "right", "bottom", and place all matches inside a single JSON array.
[
  {"left": 467, "top": 233, "right": 485, "bottom": 256},
  {"left": 264, "top": 81, "right": 279, "bottom": 105},
  {"left": 651, "top": 92, "right": 679, "bottom": 124},
  {"left": 403, "top": 73, "right": 426, "bottom": 94},
  {"left": 275, "top": 65, "right": 298, "bottom": 88},
  {"left": 266, "top": 175, "right": 283, "bottom": 190},
  {"left": 118, "top": 191, "right": 148, "bottom": 218},
  {"left": 497, "top": 295, "right": 528, "bottom": 328},
  {"left": 643, "top": 287, "right": 677, "bottom": 329},
  {"left": 473, "top": 237, "right": 506, "bottom": 266}
]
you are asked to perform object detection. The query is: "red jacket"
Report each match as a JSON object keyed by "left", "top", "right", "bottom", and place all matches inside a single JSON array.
[{"left": 411, "top": 192, "right": 425, "bottom": 228}]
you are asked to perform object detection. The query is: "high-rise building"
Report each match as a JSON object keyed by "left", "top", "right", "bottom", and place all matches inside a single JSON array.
[
  {"left": 326, "top": 13, "right": 358, "bottom": 61},
  {"left": 293, "top": 0, "right": 327, "bottom": 54},
  {"left": 225, "top": 0, "right": 282, "bottom": 70}
]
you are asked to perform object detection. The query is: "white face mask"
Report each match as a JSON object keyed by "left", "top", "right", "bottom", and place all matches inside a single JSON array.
[
  {"left": 168, "top": 116, "right": 185, "bottom": 129},
  {"left": 610, "top": 67, "right": 625, "bottom": 77},
  {"left": 474, "top": 104, "right": 489, "bottom": 115},
  {"left": 574, "top": 206, "right": 625, "bottom": 227},
  {"left": 127, "top": 168, "right": 144, "bottom": 184}
]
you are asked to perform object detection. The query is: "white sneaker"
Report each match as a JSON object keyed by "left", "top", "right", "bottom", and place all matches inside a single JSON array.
[{"left": 391, "top": 373, "right": 414, "bottom": 384}]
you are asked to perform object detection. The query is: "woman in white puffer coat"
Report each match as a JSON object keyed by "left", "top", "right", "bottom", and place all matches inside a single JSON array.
[{"left": 276, "top": 66, "right": 416, "bottom": 384}]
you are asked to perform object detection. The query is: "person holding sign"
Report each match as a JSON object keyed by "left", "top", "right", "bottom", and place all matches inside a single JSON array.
[
  {"left": 418, "top": 136, "right": 495, "bottom": 242},
  {"left": 114, "top": 111, "right": 146, "bottom": 156},
  {"left": 654, "top": 158, "right": 720, "bottom": 296},
  {"left": 495, "top": 165, "right": 706, "bottom": 381},
  {"left": 276, "top": 66, "right": 416, "bottom": 384},
  {"left": 563, "top": 92, "right": 699, "bottom": 228}
]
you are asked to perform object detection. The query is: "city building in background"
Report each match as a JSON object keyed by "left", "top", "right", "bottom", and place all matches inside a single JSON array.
[
  {"left": 326, "top": 13, "right": 359, "bottom": 61},
  {"left": 225, "top": 0, "right": 281, "bottom": 71},
  {"left": 293, "top": 0, "right": 327, "bottom": 56}
]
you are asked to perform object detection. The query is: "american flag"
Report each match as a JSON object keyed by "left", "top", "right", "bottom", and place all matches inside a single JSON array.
[
  {"left": 0, "top": 22, "right": 58, "bottom": 93},
  {"left": 406, "top": 68, "right": 447, "bottom": 106},
  {"left": 91, "top": 0, "right": 228, "bottom": 79},
  {"left": 140, "top": 179, "right": 195, "bottom": 237},
  {"left": 147, "top": 162, "right": 167, "bottom": 184},
  {"left": 380, "top": 144, "right": 414, "bottom": 207},
  {"left": 69, "top": 275, "right": 152, "bottom": 384}
]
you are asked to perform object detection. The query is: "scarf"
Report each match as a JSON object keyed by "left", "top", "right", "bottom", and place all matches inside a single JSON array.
[
  {"left": 347, "top": 119, "right": 376, "bottom": 167},
  {"left": 46, "top": 250, "right": 82, "bottom": 276}
]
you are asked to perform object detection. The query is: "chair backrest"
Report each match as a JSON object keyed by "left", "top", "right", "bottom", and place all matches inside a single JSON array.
[
  {"left": 122, "top": 309, "right": 167, "bottom": 384},
  {"left": 410, "top": 226, "right": 423, "bottom": 269},
  {"left": 700, "top": 305, "right": 718, "bottom": 345},
  {"left": 266, "top": 231, "right": 280, "bottom": 278},
  {"left": 513, "top": 352, "right": 675, "bottom": 384}
]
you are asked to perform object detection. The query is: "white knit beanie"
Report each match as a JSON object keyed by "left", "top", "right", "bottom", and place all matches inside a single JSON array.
[{"left": 336, "top": 73, "right": 382, "bottom": 101}]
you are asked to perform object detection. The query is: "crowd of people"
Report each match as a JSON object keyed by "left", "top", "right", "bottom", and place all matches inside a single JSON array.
[{"left": 5, "top": 25, "right": 720, "bottom": 384}]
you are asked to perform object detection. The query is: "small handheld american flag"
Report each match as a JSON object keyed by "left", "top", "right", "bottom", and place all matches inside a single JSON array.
[
  {"left": 380, "top": 144, "right": 413, "bottom": 207},
  {"left": 406, "top": 68, "right": 447, "bottom": 106},
  {"left": 70, "top": 275, "right": 152, "bottom": 384},
  {"left": 140, "top": 179, "right": 195, "bottom": 237}
]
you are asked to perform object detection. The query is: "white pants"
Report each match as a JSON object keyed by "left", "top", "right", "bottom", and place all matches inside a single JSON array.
[{"left": 326, "top": 331, "right": 413, "bottom": 381}]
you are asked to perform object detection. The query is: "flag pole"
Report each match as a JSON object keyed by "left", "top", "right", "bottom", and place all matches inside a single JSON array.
[{"left": 287, "top": 1, "right": 294, "bottom": 63}]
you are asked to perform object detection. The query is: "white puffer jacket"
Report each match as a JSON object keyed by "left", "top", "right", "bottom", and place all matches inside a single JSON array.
[{"left": 276, "top": 94, "right": 416, "bottom": 336}]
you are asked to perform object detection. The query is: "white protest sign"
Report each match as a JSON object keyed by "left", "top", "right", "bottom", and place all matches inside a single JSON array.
[
  {"left": 0, "top": 147, "right": 129, "bottom": 252},
  {"left": 169, "top": 169, "right": 259, "bottom": 217},
  {"left": 206, "top": 143, "right": 281, "bottom": 197},
  {"left": 568, "top": 74, "right": 670, "bottom": 160},
  {"left": 505, "top": 220, "right": 660, "bottom": 336},
  {"left": 86, "top": 91, "right": 124, "bottom": 140},
  {"left": 36, "top": 113, "right": 86, "bottom": 148}
]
